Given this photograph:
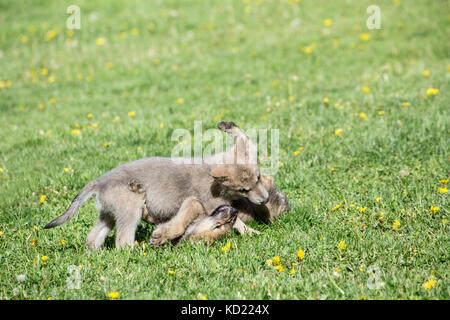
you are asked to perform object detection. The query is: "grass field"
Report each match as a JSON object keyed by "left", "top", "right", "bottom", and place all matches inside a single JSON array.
[{"left": 0, "top": 0, "right": 449, "bottom": 300}]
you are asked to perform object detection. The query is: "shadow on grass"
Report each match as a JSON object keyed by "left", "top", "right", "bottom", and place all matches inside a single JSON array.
[{"left": 103, "top": 222, "right": 154, "bottom": 249}]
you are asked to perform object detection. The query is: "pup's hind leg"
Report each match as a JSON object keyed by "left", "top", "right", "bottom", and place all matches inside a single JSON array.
[
  {"left": 86, "top": 211, "right": 115, "bottom": 250},
  {"left": 114, "top": 203, "right": 142, "bottom": 249},
  {"left": 149, "top": 196, "right": 206, "bottom": 247},
  {"left": 101, "top": 184, "right": 145, "bottom": 249}
]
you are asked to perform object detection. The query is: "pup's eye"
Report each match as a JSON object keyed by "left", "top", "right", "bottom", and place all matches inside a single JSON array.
[
  {"left": 214, "top": 225, "right": 222, "bottom": 230},
  {"left": 257, "top": 174, "right": 261, "bottom": 180}
]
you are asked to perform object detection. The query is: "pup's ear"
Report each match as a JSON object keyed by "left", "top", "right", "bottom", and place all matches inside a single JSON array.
[
  {"left": 261, "top": 174, "right": 274, "bottom": 191},
  {"left": 210, "top": 165, "right": 233, "bottom": 182}
]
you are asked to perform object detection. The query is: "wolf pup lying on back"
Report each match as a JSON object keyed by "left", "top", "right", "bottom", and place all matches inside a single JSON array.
[{"left": 44, "top": 122, "right": 283, "bottom": 249}]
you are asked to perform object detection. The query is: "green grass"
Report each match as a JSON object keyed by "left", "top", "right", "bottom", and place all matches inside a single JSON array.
[{"left": 0, "top": 0, "right": 449, "bottom": 300}]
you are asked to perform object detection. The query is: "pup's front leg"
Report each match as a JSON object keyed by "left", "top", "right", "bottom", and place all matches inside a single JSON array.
[{"left": 149, "top": 196, "right": 206, "bottom": 247}]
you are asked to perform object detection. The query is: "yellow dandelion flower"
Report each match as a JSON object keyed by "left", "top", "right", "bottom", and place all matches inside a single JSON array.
[
  {"left": 113, "top": 116, "right": 120, "bottom": 124},
  {"left": 335, "top": 128, "right": 343, "bottom": 136},
  {"left": 71, "top": 129, "right": 81, "bottom": 136},
  {"left": 34, "top": 225, "right": 38, "bottom": 231},
  {"left": 290, "top": 269, "right": 296, "bottom": 275},
  {"left": 41, "top": 256, "right": 48, "bottom": 261},
  {"left": 332, "top": 203, "right": 342, "bottom": 211},
  {"left": 438, "top": 187, "right": 448, "bottom": 194},
  {"left": 128, "top": 111, "right": 135, "bottom": 117},
  {"left": 442, "top": 219, "right": 448, "bottom": 224},
  {"left": 402, "top": 102, "right": 410, "bottom": 107},
  {"left": 60, "top": 239, "right": 66, "bottom": 246},
  {"left": 426, "top": 88, "right": 439, "bottom": 95},
  {"left": 362, "top": 86, "right": 371, "bottom": 94},
  {"left": 108, "top": 292, "right": 119, "bottom": 299},
  {"left": 0, "top": 231, "right": 3, "bottom": 237},
  {"left": 297, "top": 249, "right": 305, "bottom": 260},
  {"left": 49, "top": 98, "right": 56, "bottom": 104},
  {"left": 137, "top": 146, "right": 142, "bottom": 151},
  {"left": 266, "top": 259, "right": 273, "bottom": 266},
  {"left": 0, "top": 168, "right": 3, "bottom": 173},
  {"left": 360, "top": 296, "right": 366, "bottom": 300},
  {"left": 154, "top": 59, "right": 161, "bottom": 66},
  {"left": 87, "top": 113, "right": 93, "bottom": 119},
  {"left": 275, "top": 265, "right": 284, "bottom": 272},
  {"left": 272, "top": 79, "right": 279, "bottom": 87},
  {"left": 323, "top": 97, "right": 329, "bottom": 104},
  {"left": 303, "top": 46, "right": 313, "bottom": 54},
  {"left": 168, "top": 270, "right": 175, "bottom": 276},
  {"left": 201, "top": 295, "right": 207, "bottom": 300},
  {"left": 221, "top": 246, "right": 228, "bottom": 253},
  {"left": 423, "top": 70, "right": 430, "bottom": 77},
  {"left": 378, "top": 212, "right": 385, "bottom": 220},
  {"left": 119, "top": 32, "right": 128, "bottom": 39},
  {"left": 289, "top": 96, "right": 295, "bottom": 101},
  {"left": 392, "top": 220, "right": 401, "bottom": 230},
  {"left": 378, "top": 110, "right": 385, "bottom": 115},
  {"left": 359, "top": 207, "right": 367, "bottom": 213},
  {"left": 103, "top": 142, "right": 110, "bottom": 148},
  {"left": 439, "top": 179, "right": 448, "bottom": 184},
  {"left": 40, "top": 195, "right": 46, "bottom": 203},
  {"left": 376, "top": 197, "right": 381, "bottom": 203},
  {"left": 330, "top": 167, "right": 335, "bottom": 172},
  {"left": 429, "top": 206, "right": 439, "bottom": 213},
  {"left": 48, "top": 75, "right": 56, "bottom": 83},
  {"left": 293, "top": 151, "right": 300, "bottom": 156},
  {"left": 273, "top": 256, "right": 280, "bottom": 264},
  {"left": 422, "top": 280, "right": 436, "bottom": 290},
  {"left": 44, "top": 30, "right": 57, "bottom": 41},
  {"left": 105, "top": 62, "right": 113, "bottom": 69},
  {"left": 278, "top": 162, "right": 284, "bottom": 168},
  {"left": 360, "top": 33, "right": 371, "bottom": 41},
  {"left": 96, "top": 37, "right": 105, "bottom": 46},
  {"left": 337, "top": 240, "right": 346, "bottom": 250},
  {"left": 130, "top": 28, "right": 139, "bottom": 35},
  {"left": 323, "top": 19, "right": 332, "bottom": 27},
  {"left": 359, "top": 112, "right": 368, "bottom": 120},
  {"left": 176, "top": 98, "right": 184, "bottom": 104}
]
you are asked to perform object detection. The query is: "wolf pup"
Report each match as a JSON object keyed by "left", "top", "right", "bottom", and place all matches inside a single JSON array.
[{"left": 44, "top": 122, "right": 270, "bottom": 249}]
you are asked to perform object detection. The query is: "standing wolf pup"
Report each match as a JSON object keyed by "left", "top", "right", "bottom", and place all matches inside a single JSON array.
[{"left": 44, "top": 122, "right": 278, "bottom": 249}]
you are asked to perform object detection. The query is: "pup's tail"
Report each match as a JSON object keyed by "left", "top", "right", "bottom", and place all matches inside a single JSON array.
[{"left": 44, "top": 181, "right": 97, "bottom": 229}]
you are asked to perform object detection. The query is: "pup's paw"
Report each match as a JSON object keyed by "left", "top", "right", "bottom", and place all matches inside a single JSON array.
[
  {"left": 246, "top": 227, "right": 261, "bottom": 236},
  {"left": 148, "top": 231, "right": 168, "bottom": 247}
]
